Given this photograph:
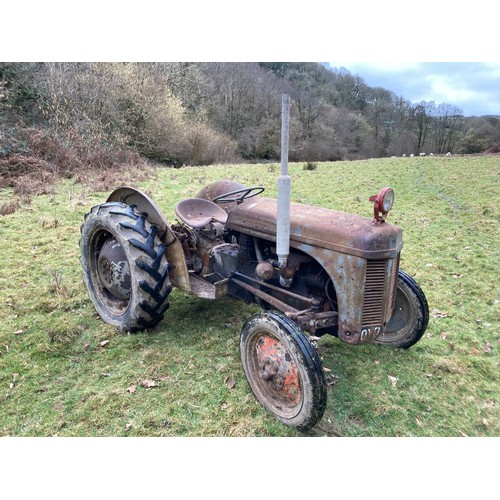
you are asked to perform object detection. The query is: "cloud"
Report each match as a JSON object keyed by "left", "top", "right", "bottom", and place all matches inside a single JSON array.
[
  {"left": 425, "top": 74, "right": 477, "bottom": 106},
  {"left": 328, "top": 62, "right": 500, "bottom": 116}
]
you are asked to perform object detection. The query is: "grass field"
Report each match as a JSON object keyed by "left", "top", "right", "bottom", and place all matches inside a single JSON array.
[{"left": 0, "top": 156, "right": 498, "bottom": 437}]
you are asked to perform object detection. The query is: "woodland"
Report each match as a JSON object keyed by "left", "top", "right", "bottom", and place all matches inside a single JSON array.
[{"left": 1, "top": 62, "right": 499, "bottom": 173}]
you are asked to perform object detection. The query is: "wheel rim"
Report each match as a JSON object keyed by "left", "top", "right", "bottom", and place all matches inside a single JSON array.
[
  {"left": 247, "top": 330, "right": 302, "bottom": 417},
  {"left": 89, "top": 229, "right": 131, "bottom": 316},
  {"left": 379, "top": 283, "right": 415, "bottom": 343}
]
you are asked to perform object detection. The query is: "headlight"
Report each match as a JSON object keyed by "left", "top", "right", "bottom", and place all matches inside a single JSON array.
[
  {"left": 369, "top": 187, "right": 394, "bottom": 224},
  {"left": 380, "top": 187, "right": 394, "bottom": 212}
]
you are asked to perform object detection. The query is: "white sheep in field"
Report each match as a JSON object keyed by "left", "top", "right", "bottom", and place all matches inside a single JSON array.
[
  {"left": 419, "top": 152, "right": 426, "bottom": 156},
  {"left": 410, "top": 154, "right": 414, "bottom": 157},
  {"left": 446, "top": 152, "right": 452, "bottom": 157}
]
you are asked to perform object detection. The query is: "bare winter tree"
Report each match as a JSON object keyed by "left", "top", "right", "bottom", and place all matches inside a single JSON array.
[
  {"left": 2, "top": 62, "right": 499, "bottom": 164},
  {"left": 411, "top": 101, "right": 435, "bottom": 154},
  {"left": 431, "top": 103, "right": 464, "bottom": 153}
]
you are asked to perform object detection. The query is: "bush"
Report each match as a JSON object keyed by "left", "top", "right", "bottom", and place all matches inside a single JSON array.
[
  {"left": 0, "top": 126, "right": 151, "bottom": 210},
  {"left": 485, "top": 143, "right": 500, "bottom": 154},
  {"left": 34, "top": 63, "right": 239, "bottom": 166},
  {"left": 303, "top": 161, "right": 317, "bottom": 170}
]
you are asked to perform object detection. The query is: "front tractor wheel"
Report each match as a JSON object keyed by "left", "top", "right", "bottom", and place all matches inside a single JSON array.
[
  {"left": 240, "top": 311, "right": 327, "bottom": 431},
  {"left": 80, "top": 202, "right": 172, "bottom": 333},
  {"left": 375, "top": 270, "right": 429, "bottom": 349}
]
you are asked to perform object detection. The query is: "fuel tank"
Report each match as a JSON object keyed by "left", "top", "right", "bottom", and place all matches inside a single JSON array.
[{"left": 226, "top": 197, "right": 403, "bottom": 259}]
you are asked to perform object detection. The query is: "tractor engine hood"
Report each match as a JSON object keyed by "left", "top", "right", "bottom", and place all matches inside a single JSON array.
[{"left": 226, "top": 197, "right": 402, "bottom": 260}]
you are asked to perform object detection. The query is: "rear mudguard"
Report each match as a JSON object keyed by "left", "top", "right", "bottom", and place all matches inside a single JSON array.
[{"left": 107, "top": 187, "right": 190, "bottom": 292}]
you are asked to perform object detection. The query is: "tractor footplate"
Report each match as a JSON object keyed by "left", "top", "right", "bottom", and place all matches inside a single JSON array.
[{"left": 189, "top": 273, "right": 228, "bottom": 299}]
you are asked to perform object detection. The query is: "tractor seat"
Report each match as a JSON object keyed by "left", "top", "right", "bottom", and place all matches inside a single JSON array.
[{"left": 175, "top": 198, "right": 228, "bottom": 228}]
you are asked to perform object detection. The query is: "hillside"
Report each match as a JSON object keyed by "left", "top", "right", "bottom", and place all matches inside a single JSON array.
[{"left": 1, "top": 62, "right": 499, "bottom": 179}]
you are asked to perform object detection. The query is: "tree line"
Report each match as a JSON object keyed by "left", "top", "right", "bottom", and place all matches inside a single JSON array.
[{"left": 1, "top": 62, "right": 499, "bottom": 167}]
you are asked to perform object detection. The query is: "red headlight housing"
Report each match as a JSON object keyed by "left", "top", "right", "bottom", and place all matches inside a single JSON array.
[{"left": 369, "top": 187, "right": 394, "bottom": 224}]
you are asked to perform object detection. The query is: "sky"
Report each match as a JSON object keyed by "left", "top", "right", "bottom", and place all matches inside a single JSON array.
[
  {"left": 4, "top": 3, "right": 498, "bottom": 119},
  {"left": 327, "top": 63, "right": 500, "bottom": 117}
]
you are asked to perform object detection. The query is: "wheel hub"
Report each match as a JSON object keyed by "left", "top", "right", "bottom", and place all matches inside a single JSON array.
[
  {"left": 256, "top": 336, "right": 301, "bottom": 405},
  {"left": 260, "top": 360, "right": 284, "bottom": 390},
  {"left": 97, "top": 237, "right": 131, "bottom": 300}
]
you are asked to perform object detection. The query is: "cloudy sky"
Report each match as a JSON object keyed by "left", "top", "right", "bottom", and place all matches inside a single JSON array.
[
  {"left": 327, "top": 62, "right": 500, "bottom": 117},
  {"left": 4, "top": 4, "right": 498, "bottom": 118}
]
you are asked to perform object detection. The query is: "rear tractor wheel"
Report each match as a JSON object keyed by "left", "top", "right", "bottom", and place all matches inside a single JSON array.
[
  {"left": 80, "top": 202, "right": 172, "bottom": 333},
  {"left": 240, "top": 311, "right": 327, "bottom": 431}
]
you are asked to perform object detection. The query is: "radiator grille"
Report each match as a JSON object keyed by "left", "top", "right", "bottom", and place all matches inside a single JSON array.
[{"left": 362, "top": 259, "right": 388, "bottom": 325}]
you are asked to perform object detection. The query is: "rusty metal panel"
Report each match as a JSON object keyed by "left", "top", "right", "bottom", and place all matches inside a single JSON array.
[
  {"left": 227, "top": 197, "right": 403, "bottom": 260},
  {"left": 283, "top": 246, "right": 396, "bottom": 344},
  {"left": 290, "top": 243, "right": 367, "bottom": 343},
  {"left": 189, "top": 273, "right": 228, "bottom": 299}
]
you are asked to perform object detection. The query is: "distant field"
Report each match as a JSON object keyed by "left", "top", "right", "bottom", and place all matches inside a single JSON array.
[{"left": 0, "top": 156, "right": 498, "bottom": 436}]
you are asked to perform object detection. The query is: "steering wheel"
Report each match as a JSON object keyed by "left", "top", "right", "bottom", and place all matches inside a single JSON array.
[{"left": 212, "top": 186, "right": 265, "bottom": 204}]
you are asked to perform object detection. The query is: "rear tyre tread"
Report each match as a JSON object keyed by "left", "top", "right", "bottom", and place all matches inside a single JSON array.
[{"left": 80, "top": 202, "right": 172, "bottom": 333}]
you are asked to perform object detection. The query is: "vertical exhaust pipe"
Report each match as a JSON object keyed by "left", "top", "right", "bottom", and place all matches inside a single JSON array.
[{"left": 277, "top": 93, "right": 291, "bottom": 272}]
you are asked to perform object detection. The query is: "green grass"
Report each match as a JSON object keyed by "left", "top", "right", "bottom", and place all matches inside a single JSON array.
[{"left": 0, "top": 156, "right": 498, "bottom": 436}]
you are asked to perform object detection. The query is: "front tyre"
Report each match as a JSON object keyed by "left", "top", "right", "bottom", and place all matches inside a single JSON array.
[
  {"left": 375, "top": 270, "right": 429, "bottom": 349},
  {"left": 80, "top": 202, "right": 172, "bottom": 333},
  {"left": 240, "top": 311, "right": 327, "bottom": 431}
]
